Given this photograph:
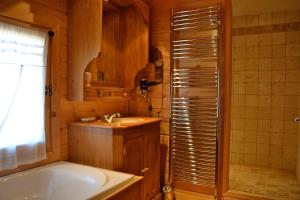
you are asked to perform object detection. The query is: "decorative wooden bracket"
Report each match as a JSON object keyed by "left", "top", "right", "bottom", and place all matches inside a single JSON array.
[{"left": 129, "top": 0, "right": 149, "bottom": 24}]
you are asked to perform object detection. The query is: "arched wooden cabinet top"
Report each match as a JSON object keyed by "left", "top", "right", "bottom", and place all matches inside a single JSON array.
[{"left": 68, "top": 0, "right": 150, "bottom": 101}]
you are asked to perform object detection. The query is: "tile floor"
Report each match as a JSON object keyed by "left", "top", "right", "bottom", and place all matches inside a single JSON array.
[{"left": 229, "top": 164, "right": 300, "bottom": 200}]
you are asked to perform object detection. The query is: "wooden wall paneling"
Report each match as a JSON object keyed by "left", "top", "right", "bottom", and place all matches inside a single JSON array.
[
  {"left": 120, "top": 6, "right": 149, "bottom": 89},
  {"left": 68, "top": 0, "right": 102, "bottom": 100}
]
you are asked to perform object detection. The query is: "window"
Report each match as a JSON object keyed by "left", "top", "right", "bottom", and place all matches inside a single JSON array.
[{"left": 0, "top": 21, "right": 49, "bottom": 170}]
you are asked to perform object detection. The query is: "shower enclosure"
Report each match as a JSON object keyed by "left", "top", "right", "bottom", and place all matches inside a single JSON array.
[{"left": 229, "top": 0, "right": 300, "bottom": 199}]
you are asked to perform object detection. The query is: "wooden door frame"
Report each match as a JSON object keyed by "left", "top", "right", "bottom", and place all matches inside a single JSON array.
[{"left": 219, "top": 0, "right": 232, "bottom": 196}]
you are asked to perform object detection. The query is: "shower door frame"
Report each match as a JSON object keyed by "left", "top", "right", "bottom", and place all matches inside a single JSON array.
[{"left": 220, "top": 0, "right": 274, "bottom": 200}]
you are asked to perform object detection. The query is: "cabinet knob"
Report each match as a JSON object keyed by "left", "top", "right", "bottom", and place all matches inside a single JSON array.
[{"left": 141, "top": 168, "right": 149, "bottom": 173}]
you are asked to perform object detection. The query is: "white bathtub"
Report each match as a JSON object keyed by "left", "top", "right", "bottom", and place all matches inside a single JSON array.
[{"left": 0, "top": 161, "right": 134, "bottom": 200}]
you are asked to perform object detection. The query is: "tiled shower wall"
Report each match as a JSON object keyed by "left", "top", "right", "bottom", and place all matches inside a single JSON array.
[{"left": 230, "top": 11, "right": 300, "bottom": 171}]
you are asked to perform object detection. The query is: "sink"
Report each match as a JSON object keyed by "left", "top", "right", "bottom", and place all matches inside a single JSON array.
[{"left": 112, "top": 118, "right": 145, "bottom": 123}]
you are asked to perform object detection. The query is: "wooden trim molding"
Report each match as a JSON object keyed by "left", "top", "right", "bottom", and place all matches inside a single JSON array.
[
  {"left": 220, "top": 0, "right": 232, "bottom": 196},
  {"left": 174, "top": 181, "right": 215, "bottom": 196}
]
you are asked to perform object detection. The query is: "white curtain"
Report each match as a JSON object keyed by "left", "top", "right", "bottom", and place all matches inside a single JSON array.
[{"left": 0, "top": 22, "right": 48, "bottom": 170}]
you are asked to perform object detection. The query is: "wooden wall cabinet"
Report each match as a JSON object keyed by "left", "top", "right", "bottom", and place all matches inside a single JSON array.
[
  {"left": 68, "top": 0, "right": 150, "bottom": 101},
  {"left": 69, "top": 120, "right": 161, "bottom": 200},
  {"left": 68, "top": 0, "right": 103, "bottom": 100}
]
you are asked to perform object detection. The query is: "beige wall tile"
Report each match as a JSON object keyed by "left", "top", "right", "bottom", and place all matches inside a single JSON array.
[
  {"left": 272, "top": 32, "right": 286, "bottom": 45},
  {"left": 246, "top": 35, "right": 260, "bottom": 46},
  {"left": 232, "top": 119, "right": 245, "bottom": 130},
  {"left": 284, "top": 108, "right": 298, "bottom": 121},
  {"left": 259, "top": 34, "right": 273, "bottom": 45},
  {"left": 257, "top": 144, "right": 269, "bottom": 156},
  {"left": 283, "top": 134, "right": 297, "bottom": 147},
  {"left": 233, "top": 35, "right": 246, "bottom": 47},
  {"left": 245, "top": 119, "right": 258, "bottom": 131},
  {"left": 246, "top": 59, "right": 259, "bottom": 71},
  {"left": 272, "top": 95, "right": 285, "bottom": 107},
  {"left": 258, "top": 120, "right": 271, "bottom": 131},
  {"left": 283, "top": 146, "right": 297, "bottom": 157},
  {"left": 285, "top": 96, "right": 298, "bottom": 107},
  {"left": 269, "top": 156, "right": 283, "bottom": 169},
  {"left": 232, "top": 95, "right": 245, "bottom": 106},
  {"left": 258, "top": 95, "right": 271, "bottom": 107},
  {"left": 286, "top": 10, "right": 300, "bottom": 23},
  {"left": 259, "top": 45, "right": 272, "bottom": 58},
  {"left": 245, "top": 95, "right": 258, "bottom": 106},
  {"left": 271, "top": 120, "right": 284, "bottom": 133},
  {"left": 272, "top": 11, "right": 286, "bottom": 24},
  {"left": 233, "top": 16, "right": 246, "bottom": 28},
  {"left": 233, "top": 83, "right": 246, "bottom": 94},
  {"left": 231, "top": 11, "right": 300, "bottom": 168},
  {"left": 272, "top": 45, "right": 286, "bottom": 57},
  {"left": 284, "top": 121, "right": 298, "bottom": 134},
  {"left": 259, "top": 58, "right": 272, "bottom": 71},
  {"left": 233, "top": 47, "right": 246, "bottom": 59},
  {"left": 271, "top": 71, "right": 285, "bottom": 82},
  {"left": 259, "top": 71, "right": 271, "bottom": 82},
  {"left": 286, "top": 70, "right": 299, "bottom": 82},
  {"left": 245, "top": 82, "right": 258, "bottom": 94},
  {"left": 285, "top": 83, "right": 298, "bottom": 95},
  {"left": 259, "top": 83, "right": 271, "bottom": 95},
  {"left": 286, "top": 44, "right": 300, "bottom": 57},
  {"left": 245, "top": 107, "right": 258, "bottom": 119},
  {"left": 257, "top": 132, "right": 270, "bottom": 144},
  {"left": 246, "top": 15, "right": 259, "bottom": 27},
  {"left": 247, "top": 46, "right": 259, "bottom": 58},
  {"left": 245, "top": 142, "right": 257, "bottom": 154},
  {"left": 233, "top": 71, "right": 245, "bottom": 83},
  {"left": 244, "top": 131, "right": 257, "bottom": 142},
  {"left": 286, "top": 31, "right": 300, "bottom": 44},
  {"left": 272, "top": 83, "right": 285, "bottom": 95},
  {"left": 271, "top": 107, "right": 285, "bottom": 120},
  {"left": 258, "top": 107, "right": 271, "bottom": 119},
  {"left": 244, "top": 154, "right": 257, "bottom": 165},
  {"left": 259, "top": 13, "right": 273, "bottom": 25},
  {"left": 272, "top": 58, "right": 286, "bottom": 70},
  {"left": 286, "top": 57, "right": 300, "bottom": 70}
]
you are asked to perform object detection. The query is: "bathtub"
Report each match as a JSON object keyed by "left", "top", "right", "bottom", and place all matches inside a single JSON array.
[{"left": 0, "top": 161, "right": 134, "bottom": 200}]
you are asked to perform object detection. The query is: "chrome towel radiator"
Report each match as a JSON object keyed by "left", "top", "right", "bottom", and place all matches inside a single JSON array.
[{"left": 170, "top": 5, "right": 220, "bottom": 195}]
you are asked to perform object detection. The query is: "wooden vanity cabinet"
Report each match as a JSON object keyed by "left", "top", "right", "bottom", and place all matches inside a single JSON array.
[{"left": 69, "top": 121, "right": 161, "bottom": 200}]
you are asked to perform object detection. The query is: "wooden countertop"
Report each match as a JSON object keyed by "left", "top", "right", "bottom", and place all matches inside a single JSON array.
[{"left": 70, "top": 117, "right": 161, "bottom": 129}]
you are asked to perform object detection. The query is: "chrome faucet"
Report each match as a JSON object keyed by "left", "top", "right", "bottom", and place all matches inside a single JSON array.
[{"left": 104, "top": 113, "right": 121, "bottom": 123}]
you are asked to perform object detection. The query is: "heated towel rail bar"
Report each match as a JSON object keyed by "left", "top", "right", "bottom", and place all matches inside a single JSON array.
[{"left": 170, "top": 5, "right": 220, "bottom": 195}]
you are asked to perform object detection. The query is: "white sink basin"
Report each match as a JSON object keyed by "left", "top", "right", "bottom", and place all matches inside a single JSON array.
[{"left": 113, "top": 118, "right": 145, "bottom": 123}]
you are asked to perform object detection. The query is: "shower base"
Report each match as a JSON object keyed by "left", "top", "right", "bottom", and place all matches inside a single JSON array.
[{"left": 229, "top": 164, "right": 300, "bottom": 200}]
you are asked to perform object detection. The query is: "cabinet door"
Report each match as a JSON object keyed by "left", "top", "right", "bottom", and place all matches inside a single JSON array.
[
  {"left": 143, "top": 130, "right": 160, "bottom": 199},
  {"left": 123, "top": 135, "right": 144, "bottom": 176}
]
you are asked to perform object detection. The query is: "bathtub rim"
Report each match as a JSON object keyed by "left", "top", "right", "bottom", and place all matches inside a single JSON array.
[{"left": 0, "top": 161, "right": 142, "bottom": 200}]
